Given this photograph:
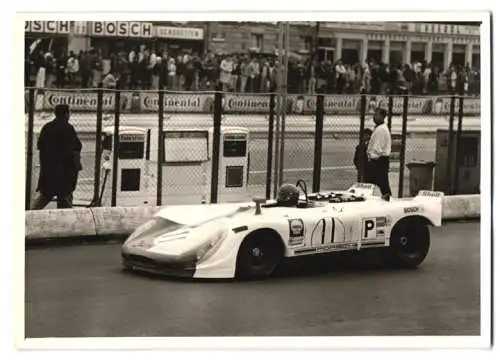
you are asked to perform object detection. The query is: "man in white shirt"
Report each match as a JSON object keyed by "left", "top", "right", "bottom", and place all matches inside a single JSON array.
[{"left": 366, "top": 107, "right": 392, "bottom": 201}]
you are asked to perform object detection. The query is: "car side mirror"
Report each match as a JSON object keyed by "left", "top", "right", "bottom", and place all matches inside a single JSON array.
[{"left": 253, "top": 197, "right": 267, "bottom": 215}]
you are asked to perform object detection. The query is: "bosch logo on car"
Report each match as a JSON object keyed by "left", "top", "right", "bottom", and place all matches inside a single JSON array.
[{"left": 404, "top": 206, "right": 421, "bottom": 214}]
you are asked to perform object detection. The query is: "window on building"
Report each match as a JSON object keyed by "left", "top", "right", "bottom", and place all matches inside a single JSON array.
[
  {"left": 411, "top": 50, "right": 425, "bottom": 63},
  {"left": 251, "top": 33, "right": 263, "bottom": 51},
  {"left": 367, "top": 49, "right": 382, "bottom": 63},
  {"left": 389, "top": 50, "right": 403, "bottom": 65}
]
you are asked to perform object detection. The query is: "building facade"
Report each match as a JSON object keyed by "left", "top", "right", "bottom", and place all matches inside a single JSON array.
[
  {"left": 314, "top": 22, "right": 481, "bottom": 68},
  {"left": 25, "top": 21, "right": 481, "bottom": 68}
]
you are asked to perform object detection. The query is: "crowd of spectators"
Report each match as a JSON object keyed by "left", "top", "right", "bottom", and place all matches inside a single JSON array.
[{"left": 25, "top": 47, "right": 481, "bottom": 96}]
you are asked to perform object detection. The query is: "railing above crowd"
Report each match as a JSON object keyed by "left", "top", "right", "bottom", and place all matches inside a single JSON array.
[{"left": 24, "top": 86, "right": 480, "bottom": 211}]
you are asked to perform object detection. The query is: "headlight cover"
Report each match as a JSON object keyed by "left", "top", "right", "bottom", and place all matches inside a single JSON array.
[
  {"left": 195, "top": 227, "right": 229, "bottom": 263},
  {"left": 126, "top": 217, "right": 184, "bottom": 245}
]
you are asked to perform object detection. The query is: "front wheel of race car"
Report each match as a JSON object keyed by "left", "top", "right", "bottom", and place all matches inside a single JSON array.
[
  {"left": 236, "top": 229, "right": 284, "bottom": 280},
  {"left": 384, "top": 217, "right": 431, "bottom": 269}
]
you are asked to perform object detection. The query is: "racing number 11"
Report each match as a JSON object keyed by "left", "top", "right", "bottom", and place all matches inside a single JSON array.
[{"left": 312, "top": 218, "right": 336, "bottom": 246}]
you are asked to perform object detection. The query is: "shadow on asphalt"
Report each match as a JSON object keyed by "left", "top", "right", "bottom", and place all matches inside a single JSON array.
[{"left": 119, "top": 249, "right": 417, "bottom": 284}]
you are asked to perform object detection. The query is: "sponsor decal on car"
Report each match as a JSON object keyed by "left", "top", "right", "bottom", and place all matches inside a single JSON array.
[
  {"left": 232, "top": 225, "right": 248, "bottom": 233},
  {"left": 362, "top": 217, "right": 387, "bottom": 240},
  {"left": 353, "top": 183, "right": 374, "bottom": 189},
  {"left": 294, "top": 242, "right": 357, "bottom": 255},
  {"left": 404, "top": 206, "right": 421, "bottom": 214},
  {"left": 418, "top": 190, "right": 443, "bottom": 198},
  {"left": 288, "top": 219, "right": 305, "bottom": 246}
]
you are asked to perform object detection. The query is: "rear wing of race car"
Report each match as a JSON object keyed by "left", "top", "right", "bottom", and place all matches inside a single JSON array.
[
  {"left": 307, "top": 183, "right": 376, "bottom": 201},
  {"left": 414, "top": 190, "right": 445, "bottom": 200},
  {"left": 346, "top": 183, "right": 377, "bottom": 197},
  {"left": 412, "top": 190, "right": 445, "bottom": 226}
]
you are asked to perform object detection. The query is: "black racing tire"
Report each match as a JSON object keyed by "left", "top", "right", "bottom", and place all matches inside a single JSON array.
[
  {"left": 236, "top": 230, "right": 284, "bottom": 280},
  {"left": 384, "top": 217, "right": 431, "bottom": 269}
]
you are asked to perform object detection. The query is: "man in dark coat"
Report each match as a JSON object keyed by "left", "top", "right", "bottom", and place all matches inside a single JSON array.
[
  {"left": 353, "top": 128, "right": 372, "bottom": 182},
  {"left": 31, "top": 104, "right": 82, "bottom": 209}
]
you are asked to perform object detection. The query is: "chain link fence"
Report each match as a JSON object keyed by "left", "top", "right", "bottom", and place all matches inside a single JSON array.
[{"left": 25, "top": 87, "right": 480, "bottom": 210}]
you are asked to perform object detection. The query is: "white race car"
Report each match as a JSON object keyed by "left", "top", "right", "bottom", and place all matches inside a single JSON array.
[{"left": 121, "top": 181, "right": 444, "bottom": 279}]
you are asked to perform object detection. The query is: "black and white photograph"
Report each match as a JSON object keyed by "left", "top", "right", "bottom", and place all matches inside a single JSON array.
[{"left": 6, "top": 1, "right": 495, "bottom": 357}]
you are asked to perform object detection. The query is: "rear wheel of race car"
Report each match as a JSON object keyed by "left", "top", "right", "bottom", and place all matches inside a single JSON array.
[
  {"left": 384, "top": 217, "right": 431, "bottom": 268},
  {"left": 236, "top": 229, "right": 284, "bottom": 280}
]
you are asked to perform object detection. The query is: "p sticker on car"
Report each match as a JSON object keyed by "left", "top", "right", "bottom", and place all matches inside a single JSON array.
[
  {"left": 362, "top": 218, "right": 376, "bottom": 239},
  {"left": 362, "top": 217, "right": 387, "bottom": 240}
]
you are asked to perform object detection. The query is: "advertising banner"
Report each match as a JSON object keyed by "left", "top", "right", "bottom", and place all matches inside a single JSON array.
[
  {"left": 298, "top": 95, "right": 480, "bottom": 116},
  {"left": 42, "top": 90, "right": 118, "bottom": 111},
  {"left": 37, "top": 90, "right": 215, "bottom": 113},
  {"left": 221, "top": 94, "right": 297, "bottom": 114},
  {"left": 32, "top": 90, "right": 481, "bottom": 116},
  {"left": 137, "top": 92, "right": 215, "bottom": 113},
  {"left": 90, "top": 21, "right": 154, "bottom": 38}
]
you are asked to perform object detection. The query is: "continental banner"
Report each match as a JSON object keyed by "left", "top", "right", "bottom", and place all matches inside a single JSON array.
[
  {"left": 38, "top": 90, "right": 215, "bottom": 113},
  {"left": 42, "top": 90, "right": 118, "bottom": 111},
  {"left": 221, "top": 94, "right": 297, "bottom": 114},
  {"left": 138, "top": 92, "right": 215, "bottom": 113},
  {"left": 32, "top": 90, "right": 481, "bottom": 116},
  {"left": 297, "top": 95, "right": 481, "bottom": 116}
]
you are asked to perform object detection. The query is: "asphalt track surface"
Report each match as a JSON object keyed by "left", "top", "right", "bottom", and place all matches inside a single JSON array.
[{"left": 25, "top": 221, "right": 480, "bottom": 337}]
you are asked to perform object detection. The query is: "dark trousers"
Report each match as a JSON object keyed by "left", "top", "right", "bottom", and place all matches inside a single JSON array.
[
  {"left": 356, "top": 167, "right": 370, "bottom": 183},
  {"left": 31, "top": 192, "right": 73, "bottom": 210},
  {"left": 366, "top": 156, "right": 392, "bottom": 196}
]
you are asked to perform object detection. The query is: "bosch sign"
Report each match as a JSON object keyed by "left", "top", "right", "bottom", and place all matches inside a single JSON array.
[
  {"left": 91, "top": 21, "right": 153, "bottom": 38},
  {"left": 25, "top": 21, "right": 70, "bottom": 34}
]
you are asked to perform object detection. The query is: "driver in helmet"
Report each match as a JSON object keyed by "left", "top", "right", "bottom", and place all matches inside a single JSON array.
[{"left": 277, "top": 183, "right": 300, "bottom": 207}]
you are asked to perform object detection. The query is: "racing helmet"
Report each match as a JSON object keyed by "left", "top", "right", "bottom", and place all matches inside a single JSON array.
[{"left": 277, "top": 183, "right": 300, "bottom": 207}]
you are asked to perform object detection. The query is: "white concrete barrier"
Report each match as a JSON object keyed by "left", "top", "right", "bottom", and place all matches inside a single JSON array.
[
  {"left": 25, "top": 195, "right": 480, "bottom": 242},
  {"left": 91, "top": 206, "right": 162, "bottom": 236},
  {"left": 25, "top": 208, "right": 96, "bottom": 240},
  {"left": 442, "top": 195, "right": 481, "bottom": 220}
]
